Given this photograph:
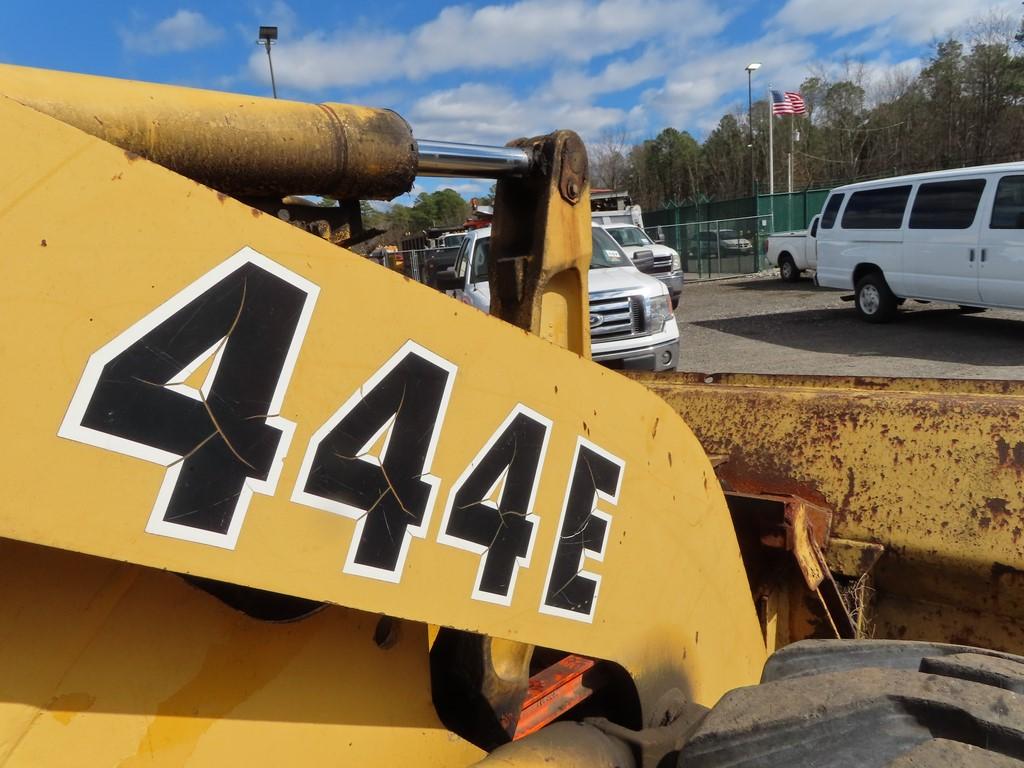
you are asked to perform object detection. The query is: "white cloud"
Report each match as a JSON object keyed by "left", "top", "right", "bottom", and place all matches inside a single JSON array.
[
  {"left": 644, "top": 36, "right": 817, "bottom": 135},
  {"left": 257, "top": 1, "right": 299, "bottom": 38},
  {"left": 771, "top": 0, "right": 1020, "bottom": 46},
  {"left": 246, "top": 0, "right": 728, "bottom": 91},
  {"left": 120, "top": 10, "right": 223, "bottom": 54},
  {"left": 226, "top": 0, "right": 1019, "bottom": 149},
  {"left": 407, "top": 82, "right": 626, "bottom": 144},
  {"left": 405, "top": 0, "right": 726, "bottom": 77},
  {"left": 438, "top": 180, "right": 492, "bottom": 197},
  {"left": 546, "top": 46, "right": 667, "bottom": 104},
  {"left": 246, "top": 31, "right": 405, "bottom": 88}
]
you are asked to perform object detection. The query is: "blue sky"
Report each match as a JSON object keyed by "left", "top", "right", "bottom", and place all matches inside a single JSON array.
[{"left": 2, "top": 0, "right": 1017, "bottom": 201}]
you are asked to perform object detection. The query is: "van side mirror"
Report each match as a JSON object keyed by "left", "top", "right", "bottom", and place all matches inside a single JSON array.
[{"left": 435, "top": 269, "right": 463, "bottom": 292}]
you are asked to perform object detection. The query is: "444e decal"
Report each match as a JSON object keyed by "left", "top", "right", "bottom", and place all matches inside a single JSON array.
[{"left": 59, "top": 249, "right": 624, "bottom": 622}]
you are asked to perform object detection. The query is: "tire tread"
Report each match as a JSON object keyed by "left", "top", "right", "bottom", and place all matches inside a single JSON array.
[{"left": 678, "top": 640, "right": 1024, "bottom": 768}]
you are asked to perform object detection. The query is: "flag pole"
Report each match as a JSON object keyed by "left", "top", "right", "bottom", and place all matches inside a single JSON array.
[
  {"left": 768, "top": 84, "right": 774, "bottom": 196},
  {"left": 788, "top": 116, "right": 794, "bottom": 194}
]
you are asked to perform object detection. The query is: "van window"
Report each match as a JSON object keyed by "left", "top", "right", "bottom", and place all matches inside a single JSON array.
[
  {"left": 820, "top": 194, "right": 844, "bottom": 229},
  {"left": 841, "top": 185, "right": 912, "bottom": 229},
  {"left": 990, "top": 176, "right": 1024, "bottom": 229},
  {"left": 909, "top": 179, "right": 985, "bottom": 229}
]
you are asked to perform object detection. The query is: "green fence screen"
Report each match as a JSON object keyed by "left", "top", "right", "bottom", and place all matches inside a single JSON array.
[{"left": 647, "top": 187, "right": 833, "bottom": 235}]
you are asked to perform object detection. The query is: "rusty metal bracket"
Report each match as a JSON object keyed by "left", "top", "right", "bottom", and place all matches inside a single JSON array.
[
  {"left": 489, "top": 130, "right": 591, "bottom": 355},
  {"left": 558, "top": 134, "right": 587, "bottom": 205},
  {"left": 242, "top": 197, "right": 379, "bottom": 247},
  {"left": 726, "top": 491, "right": 857, "bottom": 641}
]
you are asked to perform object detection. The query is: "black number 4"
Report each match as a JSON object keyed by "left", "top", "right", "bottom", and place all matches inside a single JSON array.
[
  {"left": 58, "top": 249, "right": 319, "bottom": 549},
  {"left": 291, "top": 342, "right": 457, "bottom": 582},
  {"left": 438, "top": 405, "right": 551, "bottom": 604}
]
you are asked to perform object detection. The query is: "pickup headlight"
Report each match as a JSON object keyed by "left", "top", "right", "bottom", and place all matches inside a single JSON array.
[
  {"left": 645, "top": 294, "right": 674, "bottom": 330},
  {"left": 670, "top": 250, "right": 681, "bottom": 272}
]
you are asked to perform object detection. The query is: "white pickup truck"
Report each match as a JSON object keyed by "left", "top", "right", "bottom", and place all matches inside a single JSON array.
[
  {"left": 765, "top": 214, "right": 820, "bottom": 282},
  {"left": 437, "top": 224, "right": 680, "bottom": 372}
]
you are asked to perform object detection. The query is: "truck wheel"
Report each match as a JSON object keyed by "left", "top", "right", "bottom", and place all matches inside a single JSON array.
[
  {"left": 855, "top": 272, "right": 898, "bottom": 323},
  {"left": 779, "top": 255, "right": 800, "bottom": 283},
  {"left": 678, "top": 639, "right": 1024, "bottom": 767}
]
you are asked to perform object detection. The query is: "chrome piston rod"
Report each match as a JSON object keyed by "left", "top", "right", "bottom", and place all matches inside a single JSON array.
[{"left": 416, "top": 139, "right": 532, "bottom": 178}]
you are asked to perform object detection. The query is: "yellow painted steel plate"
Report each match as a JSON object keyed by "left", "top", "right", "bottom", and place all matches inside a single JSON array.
[{"left": 0, "top": 93, "right": 765, "bottom": 710}]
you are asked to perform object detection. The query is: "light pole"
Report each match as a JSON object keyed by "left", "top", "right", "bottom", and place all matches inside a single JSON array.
[
  {"left": 745, "top": 62, "right": 761, "bottom": 197},
  {"left": 258, "top": 26, "right": 278, "bottom": 99}
]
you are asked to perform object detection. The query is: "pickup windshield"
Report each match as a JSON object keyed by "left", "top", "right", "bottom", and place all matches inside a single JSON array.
[
  {"left": 591, "top": 227, "right": 632, "bottom": 269},
  {"left": 471, "top": 230, "right": 629, "bottom": 277},
  {"left": 606, "top": 226, "right": 652, "bottom": 248}
]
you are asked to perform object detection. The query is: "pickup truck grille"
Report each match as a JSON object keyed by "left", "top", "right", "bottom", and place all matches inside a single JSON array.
[
  {"left": 651, "top": 253, "right": 673, "bottom": 273},
  {"left": 590, "top": 295, "right": 645, "bottom": 341}
]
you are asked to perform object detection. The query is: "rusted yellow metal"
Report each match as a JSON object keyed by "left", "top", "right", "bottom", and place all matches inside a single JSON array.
[
  {"left": 0, "top": 63, "right": 415, "bottom": 200},
  {"left": 0, "top": 72, "right": 765, "bottom": 763},
  {"left": 636, "top": 371, "right": 1024, "bottom": 653},
  {"left": 490, "top": 131, "right": 591, "bottom": 355}
]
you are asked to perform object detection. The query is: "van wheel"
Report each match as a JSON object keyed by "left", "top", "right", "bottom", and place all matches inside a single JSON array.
[
  {"left": 779, "top": 256, "right": 800, "bottom": 283},
  {"left": 677, "top": 639, "right": 1024, "bottom": 767},
  {"left": 855, "top": 272, "right": 898, "bottom": 323}
]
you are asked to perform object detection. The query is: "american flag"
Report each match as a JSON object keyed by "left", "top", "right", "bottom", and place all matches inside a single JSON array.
[{"left": 771, "top": 90, "right": 806, "bottom": 116}]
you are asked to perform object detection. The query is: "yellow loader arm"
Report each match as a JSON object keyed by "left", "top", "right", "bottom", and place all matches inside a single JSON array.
[{"left": 0, "top": 65, "right": 763, "bottom": 766}]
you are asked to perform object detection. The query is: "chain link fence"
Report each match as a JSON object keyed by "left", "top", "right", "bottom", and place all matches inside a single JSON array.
[
  {"left": 371, "top": 246, "right": 461, "bottom": 286},
  {"left": 645, "top": 215, "right": 771, "bottom": 278}
]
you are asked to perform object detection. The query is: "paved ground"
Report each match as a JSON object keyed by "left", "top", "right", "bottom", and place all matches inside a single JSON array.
[{"left": 675, "top": 272, "right": 1024, "bottom": 380}]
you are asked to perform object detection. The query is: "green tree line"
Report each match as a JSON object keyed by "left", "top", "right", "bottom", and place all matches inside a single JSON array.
[
  {"left": 361, "top": 188, "right": 470, "bottom": 237},
  {"left": 592, "top": 12, "right": 1024, "bottom": 210}
]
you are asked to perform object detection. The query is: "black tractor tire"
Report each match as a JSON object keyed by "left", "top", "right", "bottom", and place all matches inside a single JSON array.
[
  {"left": 677, "top": 639, "right": 1024, "bottom": 767},
  {"left": 779, "top": 255, "right": 800, "bottom": 283},
  {"left": 855, "top": 272, "right": 899, "bottom": 323}
]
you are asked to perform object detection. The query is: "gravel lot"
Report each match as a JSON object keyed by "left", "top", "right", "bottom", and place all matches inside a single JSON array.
[{"left": 675, "top": 271, "right": 1024, "bottom": 379}]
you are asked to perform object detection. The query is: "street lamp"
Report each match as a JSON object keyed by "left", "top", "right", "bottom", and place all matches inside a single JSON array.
[
  {"left": 745, "top": 62, "right": 761, "bottom": 197},
  {"left": 258, "top": 26, "right": 278, "bottom": 99}
]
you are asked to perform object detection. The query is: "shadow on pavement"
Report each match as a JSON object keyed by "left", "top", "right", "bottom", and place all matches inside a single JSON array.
[
  {"left": 724, "top": 275, "right": 842, "bottom": 291},
  {"left": 690, "top": 305, "right": 1024, "bottom": 367}
]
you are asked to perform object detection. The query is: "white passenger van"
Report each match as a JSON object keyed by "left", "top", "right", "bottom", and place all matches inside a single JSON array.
[{"left": 816, "top": 162, "right": 1024, "bottom": 322}]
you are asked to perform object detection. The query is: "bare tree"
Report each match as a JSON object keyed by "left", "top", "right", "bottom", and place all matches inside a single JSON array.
[{"left": 589, "top": 129, "right": 633, "bottom": 190}]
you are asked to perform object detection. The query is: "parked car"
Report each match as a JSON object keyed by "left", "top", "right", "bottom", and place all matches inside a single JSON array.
[
  {"left": 438, "top": 225, "right": 680, "bottom": 371},
  {"left": 694, "top": 229, "right": 754, "bottom": 257},
  {"left": 765, "top": 215, "right": 820, "bottom": 282},
  {"left": 816, "top": 162, "right": 1024, "bottom": 322},
  {"left": 599, "top": 223, "right": 684, "bottom": 308},
  {"left": 435, "top": 231, "right": 466, "bottom": 249}
]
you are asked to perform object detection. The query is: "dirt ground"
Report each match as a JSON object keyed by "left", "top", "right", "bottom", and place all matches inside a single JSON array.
[{"left": 675, "top": 272, "right": 1024, "bottom": 380}]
